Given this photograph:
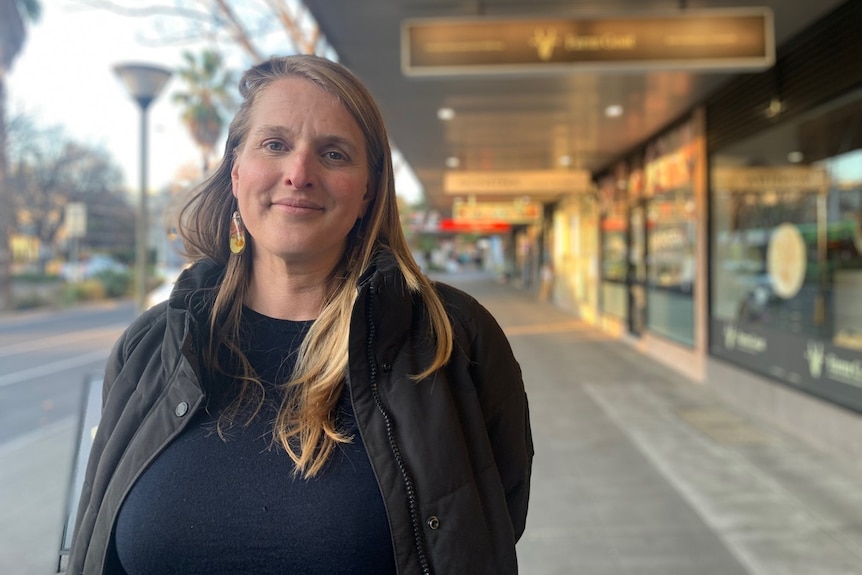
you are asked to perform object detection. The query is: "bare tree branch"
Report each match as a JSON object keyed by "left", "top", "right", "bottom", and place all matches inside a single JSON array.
[
  {"left": 263, "top": 0, "right": 310, "bottom": 54},
  {"left": 68, "top": 0, "right": 212, "bottom": 23},
  {"left": 69, "top": 0, "right": 267, "bottom": 61},
  {"left": 211, "top": 0, "right": 264, "bottom": 62}
]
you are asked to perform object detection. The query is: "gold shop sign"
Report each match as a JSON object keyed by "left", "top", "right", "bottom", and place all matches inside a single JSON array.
[
  {"left": 453, "top": 200, "right": 542, "bottom": 224},
  {"left": 713, "top": 167, "right": 829, "bottom": 192},
  {"left": 402, "top": 8, "right": 774, "bottom": 76},
  {"left": 444, "top": 170, "right": 591, "bottom": 195}
]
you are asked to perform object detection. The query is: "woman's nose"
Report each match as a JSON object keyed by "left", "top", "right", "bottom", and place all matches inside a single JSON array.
[{"left": 284, "top": 147, "right": 315, "bottom": 189}]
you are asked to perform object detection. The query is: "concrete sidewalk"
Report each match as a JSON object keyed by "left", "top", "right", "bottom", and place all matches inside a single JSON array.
[
  {"left": 441, "top": 272, "right": 862, "bottom": 575},
  {"left": 0, "top": 418, "right": 76, "bottom": 575}
]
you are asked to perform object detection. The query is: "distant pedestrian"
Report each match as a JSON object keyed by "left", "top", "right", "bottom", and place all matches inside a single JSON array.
[{"left": 539, "top": 261, "right": 554, "bottom": 302}]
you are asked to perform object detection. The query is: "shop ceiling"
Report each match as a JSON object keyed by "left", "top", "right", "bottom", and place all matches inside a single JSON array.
[{"left": 301, "top": 0, "right": 847, "bottom": 209}]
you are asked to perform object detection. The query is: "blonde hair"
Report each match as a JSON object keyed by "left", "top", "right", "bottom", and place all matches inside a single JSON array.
[{"left": 177, "top": 55, "right": 453, "bottom": 477}]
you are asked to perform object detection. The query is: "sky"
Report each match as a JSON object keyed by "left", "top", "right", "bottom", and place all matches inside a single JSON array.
[
  {"left": 9, "top": 2, "right": 205, "bottom": 191},
  {"left": 8, "top": 1, "right": 423, "bottom": 201}
]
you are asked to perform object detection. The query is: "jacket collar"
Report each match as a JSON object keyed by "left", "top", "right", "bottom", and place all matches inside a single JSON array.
[
  {"left": 357, "top": 249, "right": 420, "bottom": 357},
  {"left": 165, "top": 250, "right": 417, "bottom": 349}
]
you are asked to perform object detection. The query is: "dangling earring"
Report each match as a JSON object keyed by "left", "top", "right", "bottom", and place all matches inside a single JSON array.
[{"left": 229, "top": 210, "right": 246, "bottom": 255}]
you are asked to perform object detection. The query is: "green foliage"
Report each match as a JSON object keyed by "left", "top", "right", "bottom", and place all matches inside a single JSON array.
[
  {"left": 17, "top": 0, "right": 41, "bottom": 21},
  {"left": 62, "top": 279, "right": 106, "bottom": 303},
  {"left": 172, "top": 49, "right": 236, "bottom": 169},
  {"left": 93, "top": 269, "right": 132, "bottom": 298},
  {"left": 12, "top": 271, "right": 62, "bottom": 283}
]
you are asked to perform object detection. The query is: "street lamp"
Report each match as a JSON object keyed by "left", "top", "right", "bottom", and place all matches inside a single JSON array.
[{"left": 113, "top": 63, "right": 172, "bottom": 313}]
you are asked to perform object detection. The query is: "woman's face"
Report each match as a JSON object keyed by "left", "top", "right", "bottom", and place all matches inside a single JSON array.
[{"left": 231, "top": 76, "right": 371, "bottom": 271}]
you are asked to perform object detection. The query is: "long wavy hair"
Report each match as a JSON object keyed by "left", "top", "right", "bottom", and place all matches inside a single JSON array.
[{"left": 177, "top": 55, "right": 453, "bottom": 478}]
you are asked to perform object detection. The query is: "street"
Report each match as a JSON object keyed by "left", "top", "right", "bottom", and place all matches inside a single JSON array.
[{"left": 0, "top": 301, "right": 135, "bottom": 575}]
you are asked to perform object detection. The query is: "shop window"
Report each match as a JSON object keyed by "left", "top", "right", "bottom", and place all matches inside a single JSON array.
[
  {"left": 643, "top": 121, "right": 698, "bottom": 347},
  {"left": 645, "top": 188, "right": 696, "bottom": 346},
  {"left": 710, "top": 88, "right": 862, "bottom": 413},
  {"left": 599, "top": 175, "right": 628, "bottom": 319}
]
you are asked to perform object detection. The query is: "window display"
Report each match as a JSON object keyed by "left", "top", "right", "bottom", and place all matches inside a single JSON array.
[
  {"left": 599, "top": 173, "right": 629, "bottom": 319},
  {"left": 643, "top": 120, "right": 697, "bottom": 346},
  {"left": 710, "top": 88, "right": 862, "bottom": 413}
]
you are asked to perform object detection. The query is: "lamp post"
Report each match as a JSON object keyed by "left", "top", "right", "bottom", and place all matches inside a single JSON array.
[{"left": 113, "top": 63, "right": 172, "bottom": 313}]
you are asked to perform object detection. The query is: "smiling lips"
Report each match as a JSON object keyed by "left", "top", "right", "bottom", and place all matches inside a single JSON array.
[{"left": 272, "top": 198, "right": 324, "bottom": 212}]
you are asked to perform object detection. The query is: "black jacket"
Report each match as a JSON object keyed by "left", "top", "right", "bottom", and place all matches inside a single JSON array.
[{"left": 68, "top": 253, "right": 533, "bottom": 574}]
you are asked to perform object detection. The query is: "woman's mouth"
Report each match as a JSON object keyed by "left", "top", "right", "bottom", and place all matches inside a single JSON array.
[{"left": 272, "top": 198, "right": 324, "bottom": 213}]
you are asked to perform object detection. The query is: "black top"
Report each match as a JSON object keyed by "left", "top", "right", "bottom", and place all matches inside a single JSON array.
[{"left": 113, "top": 308, "right": 396, "bottom": 575}]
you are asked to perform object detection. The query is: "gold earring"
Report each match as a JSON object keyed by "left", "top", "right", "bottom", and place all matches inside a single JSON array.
[{"left": 230, "top": 210, "right": 246, "bottom": 255}]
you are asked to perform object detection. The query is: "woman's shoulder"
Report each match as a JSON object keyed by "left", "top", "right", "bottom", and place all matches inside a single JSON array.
[
  {"left": 429, "top": 280, "right": 503, "bottom": 339},
  {"left": 113, "top": 301, "right": 171, "bottom": 361},
  {"left": 430, "top": 280, "right": 479, "bottom": 310}
]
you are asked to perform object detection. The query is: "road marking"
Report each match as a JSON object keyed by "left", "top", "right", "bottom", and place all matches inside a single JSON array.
[
  {"left": 0, "top": 325, "right": 125, "bottom": 357},
  {"left": 0, "top": 351, "right": 107, "bottom": 388}
]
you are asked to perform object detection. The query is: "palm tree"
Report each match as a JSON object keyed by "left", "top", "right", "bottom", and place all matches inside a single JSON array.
[
  {"left": 0, "top": 0, "right": 40, "bottom": 310},
  {"left": 172, "top": 49, "right": 234, "bottom": 174}
]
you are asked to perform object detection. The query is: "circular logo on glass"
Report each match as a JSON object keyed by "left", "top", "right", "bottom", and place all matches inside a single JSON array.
[{"left": 767, "top": 223, "right": 807, "bottom": 299}]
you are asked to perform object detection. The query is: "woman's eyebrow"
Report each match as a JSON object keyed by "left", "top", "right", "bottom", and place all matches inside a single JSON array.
[
  {"left": 251, "top": 125, "right": 361, "bottom": 153},
  {"left": 320, "top": 135, "right": 359, "bottom": 152},
  {"left": 253, "top": 124, "right": 293, "bottom": 138}
]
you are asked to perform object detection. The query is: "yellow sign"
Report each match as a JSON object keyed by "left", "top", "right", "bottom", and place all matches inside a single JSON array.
[
  {"left": 453, "top": 201, "right": 542, "bottom": 223},
  {"left": 444, "top": 170, "right": 591, "bottom": 195},
  {"left": 403, "top": 9, "right": 774, "bottom": 75},
  {"left": 713, "top": 167, "right": 828, "bottom": 192}
]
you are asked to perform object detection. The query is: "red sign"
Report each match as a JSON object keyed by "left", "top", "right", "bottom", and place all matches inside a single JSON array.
[{"left": 438, "top": 219, "right": 511, "bottom": 233}]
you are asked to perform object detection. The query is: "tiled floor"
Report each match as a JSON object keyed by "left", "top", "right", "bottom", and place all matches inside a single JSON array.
[{"left": 438, "top": 272, "right": 862, "bottom": 575}]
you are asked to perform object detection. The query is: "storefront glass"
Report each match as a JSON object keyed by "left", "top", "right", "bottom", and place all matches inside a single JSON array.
[
  {"left": 711, "top": 88, "right": 862, "bottom": 412},
  {"left": 599, "top": 169, "right": 628, "bottom": 319},
  {"left": 644, "top": 121, "right": 698, "bottom": 346}
]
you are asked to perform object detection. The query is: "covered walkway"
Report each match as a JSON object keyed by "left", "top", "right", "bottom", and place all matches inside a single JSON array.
[{"left": 438, "top": 271, "right": 862, "bottom": 575}]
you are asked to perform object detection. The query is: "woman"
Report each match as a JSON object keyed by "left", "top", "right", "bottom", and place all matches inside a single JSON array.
[{"left": 69, "top": 54, "right": 533, "bottom": 575}]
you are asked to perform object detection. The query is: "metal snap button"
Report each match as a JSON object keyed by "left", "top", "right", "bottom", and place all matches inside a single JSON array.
[
  {"left": 427, "top": 516, "right": 440, "bottom": 530},
  {"left": 382, "top": 362, "right": 392, "bottom": 372},
  {"left": 175, "top": 401, "right": 189, "bottom": 417}
]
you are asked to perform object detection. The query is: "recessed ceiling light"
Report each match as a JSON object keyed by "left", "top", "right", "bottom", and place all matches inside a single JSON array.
[
  {"left": 445, "top": 156, "right": 460, "bottom": 168},
  {"left": 604, "top": 105, "right": 623, "bottom": 118},
  {"left": 437, "top": 107, "right": 455, "bottom": 121},
  {"left": 787, "top": 151, "right": 804, "bottom": 163},
  {"left": 558, "top": 155, "right": 572, "bottom": 167},
  {"left": 765, "top": 98, "right": 784, "bottom": 119}
]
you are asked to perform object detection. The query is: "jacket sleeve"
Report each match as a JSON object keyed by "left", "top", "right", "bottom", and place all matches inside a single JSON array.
[{"left": 457, "top": 294, "right": 534, "bottom": 541}]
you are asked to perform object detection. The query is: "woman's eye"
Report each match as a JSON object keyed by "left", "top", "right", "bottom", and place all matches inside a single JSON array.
[
  {"left": 324, "top": 150, "right": 346, "bottom": 161},
  {"left": 264, "top": 141, "right": 285, "bottom": 151}
]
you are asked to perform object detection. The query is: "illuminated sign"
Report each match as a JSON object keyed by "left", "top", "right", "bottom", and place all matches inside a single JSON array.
[
  {"left": 439, "top": 219, "right": 511, "bottom": 233},
  {"left": 453, "top": 201, "right": 542, "bottom": 223},
  {"left": 444, "top": 170, "right": 591, "bottom": 195},
  {"left": 403, "top": 9, "right": 774, "bottom": 76},
  {"left": 713, "top": 167, "right": 828, "bottom": 191}
]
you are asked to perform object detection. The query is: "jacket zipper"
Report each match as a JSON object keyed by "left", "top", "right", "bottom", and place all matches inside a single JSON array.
[{"left": 365, "top": 283, "right": 432, "bottom": 575}]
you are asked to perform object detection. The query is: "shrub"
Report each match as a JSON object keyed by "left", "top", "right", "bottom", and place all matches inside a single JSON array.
[
  {"left": 94, "top": 269, "right": 132, "bottom": 298},
  {"left": 63, "top": 280, "right": 106, "bottom": 303}
]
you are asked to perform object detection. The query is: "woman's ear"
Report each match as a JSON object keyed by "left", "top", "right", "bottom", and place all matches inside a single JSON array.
[
  {"left": 230, "top": 160, "right": 240, "bottom": 198},
  {"left": 360, "top": 185, "right": 375, "bottom": 218},
  {"left": 230, "top": 147, "right": 242, "bottom": 198}
]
